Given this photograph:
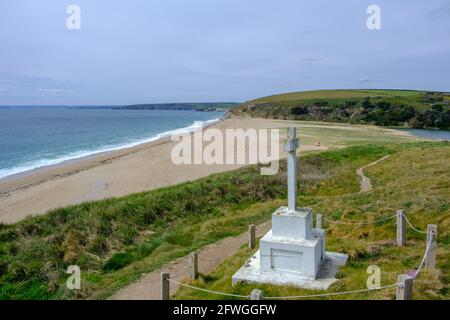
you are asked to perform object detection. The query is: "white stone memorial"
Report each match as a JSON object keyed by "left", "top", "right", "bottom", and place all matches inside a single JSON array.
[{"left": 232, "top": 128, "right": 348, "bottom": 290}]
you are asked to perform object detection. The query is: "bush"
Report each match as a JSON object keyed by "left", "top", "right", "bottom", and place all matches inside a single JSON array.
[{"left": 102, "top": 252, "right": 136, "bottom": 272}]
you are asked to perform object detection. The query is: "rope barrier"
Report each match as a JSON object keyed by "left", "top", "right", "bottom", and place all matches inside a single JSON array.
[
  {"left": 323, "top": 214, "right": 396, "bottom": 225},
  {"left": 412, "top": 233, "right": 434, "bottom": 279},
  {"left": 167, "top": 274, "right": 398, "bottom": 300},
  {"left": 160, "top": 211, "right": 436, "bottom": 300},
  {"left": 267, "top": 233, "right": 434, "bottom": 299},
  {"left": 404, "top": 215, "right": 428, "bottom": 234},
  {"left": 167, "top": 265, "right": 189, "bottom": 279},
  {"left": 166, "top": 230, "right": 434, "bottom": 300},
  {"left": 167, "top": 278, "right": 250, "bottom": 299},
  {"left": 265, "top": 284, "right": 398, "bottom": 300}
]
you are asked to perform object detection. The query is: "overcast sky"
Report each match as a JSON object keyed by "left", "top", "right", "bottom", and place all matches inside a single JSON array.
[{"left": 1, "top": 0, "right": 449, "bottom": 105}]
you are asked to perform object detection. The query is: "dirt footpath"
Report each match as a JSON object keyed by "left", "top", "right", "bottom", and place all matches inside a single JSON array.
[
  {"left": 112, "top": 221, "right": 272, "bottom": 300},
  {"left": 356, "top": 155, "right": 390, "bottom": 192}
]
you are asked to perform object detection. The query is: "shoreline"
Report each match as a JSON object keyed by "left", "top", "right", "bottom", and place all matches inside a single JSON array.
[
  {"left": 0, "top": 118, "right": 265, "bottom": 224},
  {"left": 0, "top": 134, "right": 174, "bottom": 196},
  {"left": 0, "top": 118, "right": 416, "bottom": 224},
  {"left": 0, "top": 117, "right": 223, "bottom": 183},
  {"left": 0, "top": 117, "right": 225, "bottom": 201}
]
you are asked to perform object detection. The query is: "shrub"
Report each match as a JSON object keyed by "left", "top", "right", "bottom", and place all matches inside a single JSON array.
[{"left": 102, "top": 252, "right": 136, "bottom": 272}]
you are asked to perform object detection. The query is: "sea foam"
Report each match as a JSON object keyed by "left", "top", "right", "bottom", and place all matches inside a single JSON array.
[{"left": 0, "top": 118, "right": 221, "bottom": 180}]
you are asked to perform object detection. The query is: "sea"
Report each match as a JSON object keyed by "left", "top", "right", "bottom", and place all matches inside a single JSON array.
[{"left": 0, "top": 106, "right": 224, "bottom": 179}]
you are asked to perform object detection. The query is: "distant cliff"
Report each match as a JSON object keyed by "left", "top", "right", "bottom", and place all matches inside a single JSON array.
[
  {"left": 231, "top": 89, "right": 450, "bottom": 129},
  {"left": 114, "top": 102, "right": 238, "bottom": 112}
]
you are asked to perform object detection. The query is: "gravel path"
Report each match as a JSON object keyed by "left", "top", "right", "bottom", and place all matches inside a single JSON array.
[
  {"left": 112, "top": 221, "right": 271, "bottom": 300},
  {"left": 356, "top": 155, "right": 390, "bottom": 192}
]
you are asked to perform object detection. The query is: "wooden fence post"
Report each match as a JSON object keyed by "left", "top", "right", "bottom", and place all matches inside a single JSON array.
[
  {"left": 161, "top": 272, "right": 170, "bottom": 300},
  {"left": 316, "top": 214, "right": 323, "bottom": 229},
  {"left": 250, "top": 289, "right": 264, "bottom": 300},
  {"left": 425, "top": 224, "right": 438, "bottom": 270},
  {"left": 396, "top": 210, "right": 406, "bottom": 246},
  {"left": 190, "top": 252, "right": 199, "bottom": 280},
  {"left": 249, "top": 224, "right": 256, "bottom": 249},
  {"left": 396, "top": 274, "right": 413, "bottom": 300}
]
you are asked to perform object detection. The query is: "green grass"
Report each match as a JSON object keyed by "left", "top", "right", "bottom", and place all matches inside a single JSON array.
[
  {"left": 272, "top": 121, "right": 414, "bottom": 149},
  {"left": 250, "top": 89, "right": 423, "bottom": 104},
  {"left": 233, "top": 89, "right": 450, "bottom": 129},
  {"left": 174, "top": 142, "right": 450, "bottom": 300},
  {"left": 1, "top": 141, "right": 449, "bottom": 300},
  {"left": 2, "top": 144, "right": 384, "bottom": 299}
]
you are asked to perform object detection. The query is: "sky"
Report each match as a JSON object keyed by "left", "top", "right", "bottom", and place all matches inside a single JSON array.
[{"left": 0, "top": 0, "right": 449, "bottom": 105}]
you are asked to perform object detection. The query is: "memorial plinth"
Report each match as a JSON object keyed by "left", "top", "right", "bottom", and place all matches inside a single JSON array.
[
  {"left": 232, "top": 128, "right": 348, "bottom": 290},
  {"left": 260, "top": 207, "right": 323, "bottom": 279}
]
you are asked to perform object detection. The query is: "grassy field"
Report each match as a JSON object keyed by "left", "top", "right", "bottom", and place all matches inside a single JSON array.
[
  {"left": 0, "top": 120, "right": 405, "bottom": 300},
  {"left": 0, "top": 143, "right": 356, "bottom": 299},
  {"left": 232, "top": 89, "right": 450, "bottom": 129},
  {"left": 174, "top": 142, "right": 450, "bottom": 300},
  {"left": 251, "top": 89, "right": 423, "bottom": 104},
  {"left": 273, "top": 121, "right": 414, "bottom": 149},
  {"left": 0, "top": 132, "right": 448, "bottom": 300}
]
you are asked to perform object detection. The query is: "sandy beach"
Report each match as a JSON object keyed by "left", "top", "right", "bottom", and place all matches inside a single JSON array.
[{"left": 0, "top": 117, "right": 413, "bottom": 224}]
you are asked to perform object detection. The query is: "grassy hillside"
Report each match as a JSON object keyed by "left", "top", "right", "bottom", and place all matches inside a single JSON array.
[
  {"left": 251, "top": 89, "right": 422, "bottom": 104},
  {"left": 115, "top": 102, "right": 238, "bottom": 112},
  {"left": 175, "top": 141, "right": 450, "bottom": 300},
  {"left": 0, "top": 141, "right": 449, "bottom": 300},
  {"left": 0, "top": 148, "right": 341, "bottom": 299},
  {"left": 231, "top": 89, "right": 450, "bottom": 129}
]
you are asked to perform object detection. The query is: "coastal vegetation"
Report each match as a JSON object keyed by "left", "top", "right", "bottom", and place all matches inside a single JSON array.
[
  {"left": 0, "top": 140, "right": 449, "bottom": 300},
  {"left": 114, "top": 102, "right": 238, "bottom": 112},
  {"left": 231, "top": 90, "right": 450, "bottom": 129},
  {"left": 175, "top": 141, "right": 450, "bottom": 300},
  {"left": 70, "top": 103, "right": 237, "bottom": 112},
  {"left": 0, "top": 147, "right": 332, "bottom": 299}
]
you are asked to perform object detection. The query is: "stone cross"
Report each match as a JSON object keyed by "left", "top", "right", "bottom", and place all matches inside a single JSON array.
[{"left": 285, "top": 128, "right": 299, "bottom": 211}]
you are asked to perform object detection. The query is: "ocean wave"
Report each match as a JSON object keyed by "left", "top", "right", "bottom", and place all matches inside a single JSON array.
[{"left": 0, "top": 118, "right": 221, "bottom": 180}]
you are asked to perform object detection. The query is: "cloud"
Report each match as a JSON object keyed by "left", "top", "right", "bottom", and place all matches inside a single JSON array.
[
  {"left": 0, "top": 74, "right": 78, "bottom": 96},
  {"left": 298, "top": 58, "right": 323, "bottom": 64},
  {"left": 428, "top": 2, "right": 450, "bottom": 20},
  {"left": 0, "top": 79, "right": 17, "bottom": 94},
  {"left": 36, "top": 88, "right": 75, "bottom": 95},
  {"left": 356, "top": 77, "right": 372, "bottom": 84}
]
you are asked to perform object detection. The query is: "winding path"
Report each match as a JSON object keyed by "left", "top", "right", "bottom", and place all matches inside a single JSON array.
[
  {"left": 112, "top": 155, "right": 390, "bottom": 299},
  {"left": 356, "top": 155, "right": 390, "bottom": 193},
  {"left": 112, "top": 221, "right": 271, "bottom": 300}
]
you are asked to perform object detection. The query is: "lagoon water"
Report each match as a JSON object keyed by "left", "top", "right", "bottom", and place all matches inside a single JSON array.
[
  {"left": 0, "top": 107, "right": 224, "bottom": 179},
  {"left": 396, "top": 128, "right": 450, "bottom": 140}
]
